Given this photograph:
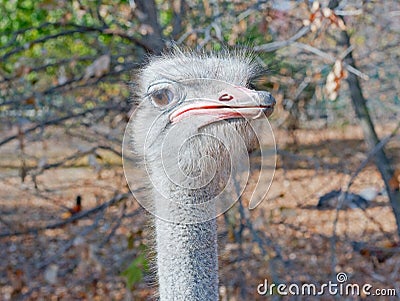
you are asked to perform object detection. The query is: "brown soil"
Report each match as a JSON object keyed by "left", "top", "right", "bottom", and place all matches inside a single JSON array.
[{"left": 0, "top": 124, "right": 399, "bottom": 300}]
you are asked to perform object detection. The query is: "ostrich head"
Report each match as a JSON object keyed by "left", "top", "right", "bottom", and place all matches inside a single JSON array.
[
  {"left": 127, "top": 50, "right": 276, "bottom": 300},
  {"left": 131, "top": 50, "right": 275, "bottom": 220}
]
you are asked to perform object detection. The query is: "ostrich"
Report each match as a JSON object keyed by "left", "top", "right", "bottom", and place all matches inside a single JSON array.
[{"left": 129, "top": 49, "right": 275, "bottom": 300}]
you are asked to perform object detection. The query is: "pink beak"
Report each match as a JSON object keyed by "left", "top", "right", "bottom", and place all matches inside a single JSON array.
[{"left": 169, "top": 86, "right": 275, "bottom": 124}]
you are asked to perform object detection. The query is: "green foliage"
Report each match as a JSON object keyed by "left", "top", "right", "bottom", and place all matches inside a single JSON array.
[
  {"left": 237, "top": 23, "right": 271, "bottom": 46},
  {"left": 0, "top": 0, "right": 137, "bottom": 124},
  {"left": 7, "top": 0, "right": 390, "bottom": 129},
  {"left": 159, "top": 6, "right": 174, "bottom": 36},
  {"left": 121, "top": 244, "right": 149, "bottom": 289}
]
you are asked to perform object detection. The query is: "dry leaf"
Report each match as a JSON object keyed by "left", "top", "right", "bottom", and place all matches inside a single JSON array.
[
  {"left": 84, "top": 55, "right": 111, "bottom": 80},
  {"left": 325, "top": 60, "right": 347, "bottom": 100}
]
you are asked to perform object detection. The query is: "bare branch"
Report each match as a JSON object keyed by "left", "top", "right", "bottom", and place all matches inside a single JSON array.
[
  {"left": 36, "top": 210, "right": 104, "bottom": 270},
  {"left": 253, "top": 26, "right": 311, "bottom": 52},
  {"left": 293, "top": 42, "right": 369, "bottom": 80},
  {"left": 30, "top": 145, "right": 122, "bottom": 181},
  {"left": 0, "top": 104, "right": 124, "bottom": 148},
  {"left": 1, "top": 23, "right": 153, "bottom": 61},
  {"left": 346, "top": 121, "right": 400, "bottom": 190},
  {"left": 253, "top": 24, "right": 369, "bottom": 80},
  {"left": 0, "top": 193, "right": 131, "bottom": 238}
]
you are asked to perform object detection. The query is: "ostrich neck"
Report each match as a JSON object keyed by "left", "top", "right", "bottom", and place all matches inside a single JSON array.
[{"left": 154, "top": 187, "right": 219, "bottom": 301}]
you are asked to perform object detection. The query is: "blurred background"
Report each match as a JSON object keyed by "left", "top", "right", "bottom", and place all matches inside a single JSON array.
[{"left": 0, "top": 0, "right": 399, "bottom": 299}]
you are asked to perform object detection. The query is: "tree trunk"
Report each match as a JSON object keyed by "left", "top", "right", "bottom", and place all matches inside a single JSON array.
[
  {"left": 329, "top": 0, "right": 400, "bottom": 236},
  {"left": 135, "top": 0, "right": 165, "bottom": 54}
]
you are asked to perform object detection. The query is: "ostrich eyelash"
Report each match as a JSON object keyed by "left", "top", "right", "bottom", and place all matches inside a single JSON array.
[
  {"left": 145, "top": 81, "right": 173, "bottom": 98},
  {"left": 146, "top": 79, "right": 178, "bottom": 94}
]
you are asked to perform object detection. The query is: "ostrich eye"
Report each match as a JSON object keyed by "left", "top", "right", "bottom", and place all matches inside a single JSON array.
[{"left": 150, "top": 88, "right": 174, "bottom": 108}]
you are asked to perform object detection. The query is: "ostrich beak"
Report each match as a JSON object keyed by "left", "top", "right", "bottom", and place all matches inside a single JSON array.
[{"left": 169, "top": 86, "right": 276, "bottom": 124}]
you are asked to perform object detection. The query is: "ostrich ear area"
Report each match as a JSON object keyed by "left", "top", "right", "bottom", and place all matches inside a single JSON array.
[{"left": 169, "top": 101, "right": 273, "bottom": 124}]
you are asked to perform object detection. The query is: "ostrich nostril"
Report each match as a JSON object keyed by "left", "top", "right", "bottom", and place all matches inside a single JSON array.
[{"left": 219, "top": 93, "right": 234, "bottom": 101}]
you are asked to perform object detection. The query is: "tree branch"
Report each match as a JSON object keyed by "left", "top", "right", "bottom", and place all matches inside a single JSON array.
[
  {"left": 253, "top": 26, "right": 311, "bottom": 52},
  {"left": 0, "top": 193, "right": 130, "bottom": 238},
  {"left": 329, "top": 0, "right": 400, "bottom": 237},
  {"left": 0, "top": 104, "right": 123, "bottom": 148},
  {"left": 1, "top": 23, "right": 153, "bottom": 61},
  {"left": 134, "top": 0, "right": 165, "bottom": 54}
]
